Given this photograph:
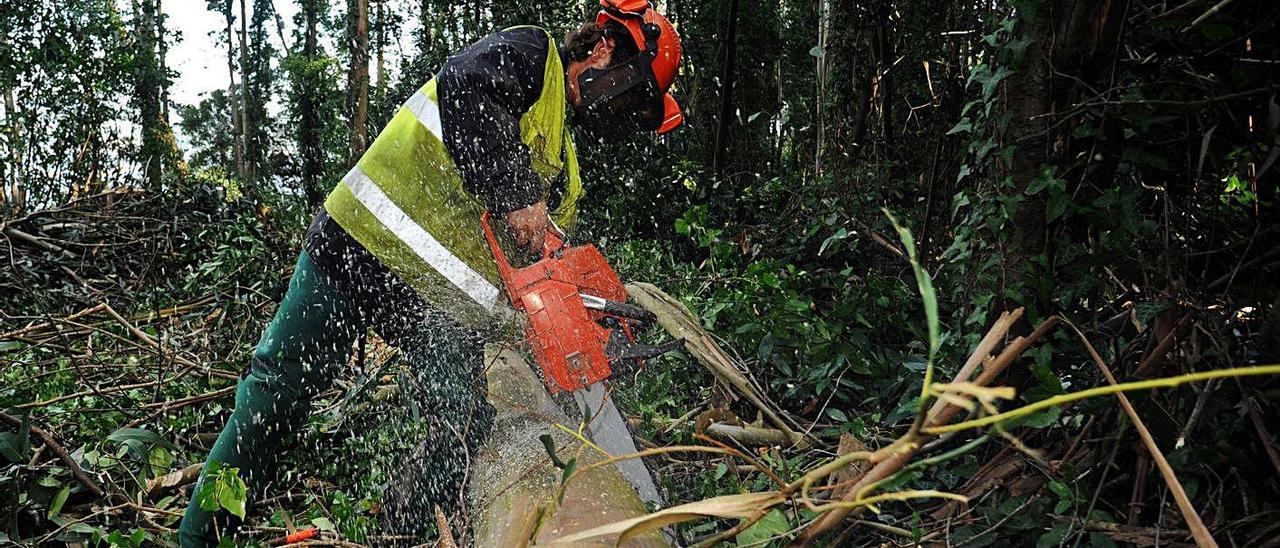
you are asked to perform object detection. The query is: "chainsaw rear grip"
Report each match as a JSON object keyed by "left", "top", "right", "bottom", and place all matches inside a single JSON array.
[{"left": 480, "top": 211, "right": 565, "bottom": 287}]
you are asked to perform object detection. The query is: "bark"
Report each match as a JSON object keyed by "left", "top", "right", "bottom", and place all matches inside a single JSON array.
[
  {"left": 299, "top": 0, "right": 325, "bottom": 207},
  {"left": 238, "top": 0, "right": 253, "bottom": 182},
  {"left": 135, "top": 0, "right": 181, "bottom": 188},
  {"left": 2, "top": 87, "right": 25, "bottom": 214},
  {"left": 814, "top": 0, "right": 831, "bottom": 176},
  {"left": 1001, "top": 0, "right": 1128, "bottom": 311},
  {"left": 374, "top": 0, "right": 385, "bottom": 100},
  {"left": 711, "top": 0, "right": 740, "bottom": 180},
  {"left": 223, "top": 0, "right": 246, "bottom": 182},
  {"left": 347, "top": 0, "right": 370, "bottom": 163},
  {"left": 469, "top": 345, "right": 664, "bottom": 547}
]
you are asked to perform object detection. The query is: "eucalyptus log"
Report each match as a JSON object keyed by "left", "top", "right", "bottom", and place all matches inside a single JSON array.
[{"left": 469, "top": 345, "right": 666, "bottom": 547}]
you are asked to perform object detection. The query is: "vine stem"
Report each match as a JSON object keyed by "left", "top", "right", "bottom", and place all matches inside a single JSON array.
[{"left": 1063, "top": 318, "right": 1220, "bottom": 547}]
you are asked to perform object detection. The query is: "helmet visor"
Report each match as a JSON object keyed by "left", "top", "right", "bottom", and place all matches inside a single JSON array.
[{"left": 578, "top": 52, "right": 664, "bottom": 132}]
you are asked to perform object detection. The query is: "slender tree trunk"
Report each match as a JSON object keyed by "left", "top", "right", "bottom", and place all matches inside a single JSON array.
[
  {"left": 134, "top": 0, "right": 180, "bottom": 188},
  {"left": 223, "top": 0, "right": 245, "bottom": 182},
  {"left": 814, "top": 0, "right": 830, "bottom": 177},
  {"left": 238, "top": 0, "right": 253, "bottom": 182},
  {"left": 2, "top": 88, "right": 23, "bottom": 214},
  {"left": 347, "top": 0, "right": 370, "bottom": 163},
  {"left": 300, "top": 0, "right": 325, "bottom": 207},
  {"left": 375, "top": 0, "right": 385, "bottom": 100},
  {"left": 272, "top": 3, "right": 292, "bottom": 54},
  {"left": 711, "top": 0, "right": 740, "bottom": 180}
]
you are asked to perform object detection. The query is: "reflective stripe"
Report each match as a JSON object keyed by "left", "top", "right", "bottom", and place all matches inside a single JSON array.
[
  {"left": 403, "top": 90, "right": 444, "bottom": 141},
  {"left": 342, "top": 165, "right": 500, "bottom": 310}
]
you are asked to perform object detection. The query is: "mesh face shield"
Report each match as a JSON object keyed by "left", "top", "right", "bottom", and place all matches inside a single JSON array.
[{"left": 577, "top": 51, "right": 664, "bottom": 133}]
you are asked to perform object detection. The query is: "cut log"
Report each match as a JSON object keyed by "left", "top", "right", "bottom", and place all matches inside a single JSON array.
[{"left": 469, "top": 345, "right": 666, "bottom": 547}]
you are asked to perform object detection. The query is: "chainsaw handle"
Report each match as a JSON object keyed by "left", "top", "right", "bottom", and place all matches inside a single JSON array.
[{"left": 480, "top": 211, "right": 564, "bottom": 277}]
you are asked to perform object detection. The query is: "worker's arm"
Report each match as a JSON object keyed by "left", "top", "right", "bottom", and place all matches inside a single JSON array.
[{"left": 436, "top": 27, "right": 549, "bottom": 216}]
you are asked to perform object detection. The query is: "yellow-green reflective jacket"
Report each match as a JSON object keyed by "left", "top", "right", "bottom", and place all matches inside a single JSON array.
[{"left": 323, "top": 27, "right": 582, "bottom": 327}]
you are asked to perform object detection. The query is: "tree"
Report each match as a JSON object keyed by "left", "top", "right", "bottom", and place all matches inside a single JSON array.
[
  {"left": 999, "top": 0, "right": 1127, "bottom": 314},
  {"left": 132, "top": 0, "right": 183, "bottom": 188},
  {"left": 710, "top": 0, "right": 739, "bottom": 181},
  {"left": 286, "top": 0, "right": 341, "bottom": 206},
  {"left": 208, "top": 0, "right": 246, "bottom": 182},
  {"left": 346, "top": 0, "right": 370, "bottom": 163},
  {"left": 242, "top": 0, "right": 278, "bottom": 183}
]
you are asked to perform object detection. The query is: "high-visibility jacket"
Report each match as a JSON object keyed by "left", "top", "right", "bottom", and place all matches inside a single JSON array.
[{"left": 323, "top": 27, "right": 582, "bottom": 328}]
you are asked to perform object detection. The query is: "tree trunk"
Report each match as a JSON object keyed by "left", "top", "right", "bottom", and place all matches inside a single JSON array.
[
  {"left": 814, "top": 0, "right": 830, "bottom": 177},
  {"left": 134, "top": 0, "right": 180, "bottom": 188},
  {"left": 299, "top": 0, "right": 325, "bottom": 207},
  {"left": 238, "top": 0, "right": 253, "bottom": 182},
  {"left": 223, "top": 0, "right": 245, "bottom": 183},
  {"left": 2, "top": 88, "right": 24, "bottom": 214},
  {"left": 375, "top": 0, "right": 385, "bottom": 102},
  {"left": 1001, "top": 0, "right": 1128, "bottom": 313},
  {"left": 347, "top": 0, "right": 370, "bottom": 164},
  {"left": 711, "top": 0, "right": 740, "bottom": 181}
]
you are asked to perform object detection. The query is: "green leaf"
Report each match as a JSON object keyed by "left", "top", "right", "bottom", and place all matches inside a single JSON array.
[
  {"left": 1046, "top": 191, "right": 1070, "bottom": 221},
  {"left": 311, "top": 516, "right": 335, "bottom": 531},
  {"left": 735, "top": 508, "right": 790, "bottom": 545},
  {"left": 48, "top": 483, "right": 71, "bottom": 519},
  {"left": 0, "top": 412, "right": 32, "bottom": 463},
  {"left": 1036, "top": 523, "right": 1071, "bottom": 548},
  {"left": 885, "top": 209, "right": 940, "bottom": 399},
  {"left": 818, "top": 227, "right": 849, "bottom": 255},
  {"left": 827, "top": 408, "right": 848, "bottom": 422},
  {"left": 946, "top": 119, "right": 973, "bottom": 135},
  {"left": 196, "top": 460, "right": 248, "bottom": 519},
  {"left": 106, "top": 427, "right": 178, "bottom": 451}
]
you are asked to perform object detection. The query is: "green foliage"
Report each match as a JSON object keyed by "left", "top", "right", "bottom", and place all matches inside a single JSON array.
[{"left": 196, "top": 460, "right": 248, "bottom": 520}]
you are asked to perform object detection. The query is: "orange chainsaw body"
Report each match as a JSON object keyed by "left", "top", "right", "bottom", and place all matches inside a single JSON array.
[{"left": 481, "top": 212, "right": 633, "bottom": 392}]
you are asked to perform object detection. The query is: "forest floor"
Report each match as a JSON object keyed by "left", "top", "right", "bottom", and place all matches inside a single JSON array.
[{"left": 3, "top": 186, "right": 1279, "bottom": 547}]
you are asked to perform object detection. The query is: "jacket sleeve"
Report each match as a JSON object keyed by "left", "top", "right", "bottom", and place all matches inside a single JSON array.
[{"left": 436, "top": 28, "right": 549, "bottom": 215}]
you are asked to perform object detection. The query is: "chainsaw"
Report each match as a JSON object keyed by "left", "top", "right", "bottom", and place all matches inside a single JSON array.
[{"left": 480, "top": 211, "right": 681, "bottom": 393}]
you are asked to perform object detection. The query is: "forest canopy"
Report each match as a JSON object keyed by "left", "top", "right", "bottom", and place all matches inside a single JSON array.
[{"left": 2, "top": 0, "right": 1278, "bottom": 546}]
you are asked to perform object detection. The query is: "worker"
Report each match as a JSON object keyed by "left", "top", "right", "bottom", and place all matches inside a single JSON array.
[{"left": 178, "top": 0, "right": 682, "bottom": 544}]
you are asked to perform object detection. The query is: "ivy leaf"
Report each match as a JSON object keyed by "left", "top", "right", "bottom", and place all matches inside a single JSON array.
[
  {"left": 735, "top": 508, "right": 790, "bottom": 545},
  {"left": 107, "top": 427, "right": 178, "bottom": 451},
  {"left": 1046, "top": 191, "right": 1070, "bottom": 221},
  {"left": 826, "top": 408, "right": 848, "bottom": 422},
  {"left": 981, "top": 67, "right": 1013, "bottom": 100},
  {"left": 0, "top": 413, "right": 32, "bottom": 463}
]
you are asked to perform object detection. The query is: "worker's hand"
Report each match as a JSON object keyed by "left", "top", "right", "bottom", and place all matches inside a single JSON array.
[{"left": 506, "top": 201, "right": 551, "bottom": 253}]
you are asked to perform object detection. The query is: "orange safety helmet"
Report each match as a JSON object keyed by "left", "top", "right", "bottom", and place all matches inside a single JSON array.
[{"left": 594, "top": 0, "right": 683, "bottom": 134}]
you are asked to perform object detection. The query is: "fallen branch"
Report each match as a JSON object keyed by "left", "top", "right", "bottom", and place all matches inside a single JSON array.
[
  {"left": 792, "top": 310, "right": 1046, "bottom": 545},
  {"left": 0, "top": 410, "right": 104, "bottom": 498},
  {"left": 1051, "top": 515, "right": 1193, "bottom": 546},
  {"left": 1065, "top": 319, "right": 1218, "bottom": 547},
  {"left": 703, "top": 422, "right": 792, "bottom": 447},
  {"left": 626, "top": 282, "right": 810, "bottom": 448}
]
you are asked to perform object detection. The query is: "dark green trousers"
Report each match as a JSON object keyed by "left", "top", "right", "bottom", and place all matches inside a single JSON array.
[{"left": 179, "top": 251, "right": 492, "bottom": 546}]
